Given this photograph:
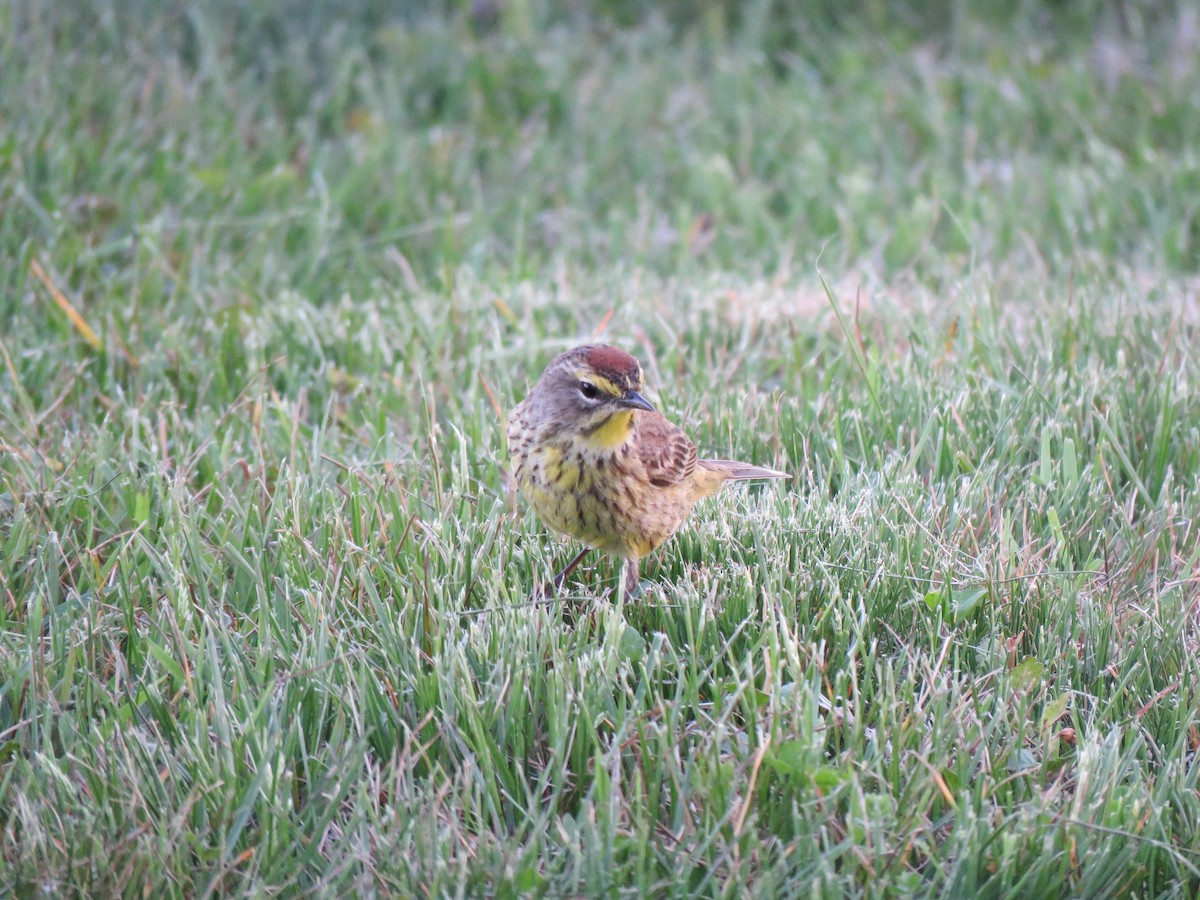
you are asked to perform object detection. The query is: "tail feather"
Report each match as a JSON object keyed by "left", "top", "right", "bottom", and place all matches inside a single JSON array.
[{"left": 700, "top": 459, "right": 790, "bottom": 481}]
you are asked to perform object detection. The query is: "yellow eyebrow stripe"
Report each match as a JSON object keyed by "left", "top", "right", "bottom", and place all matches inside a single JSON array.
[{"left": 573, "top": 371, "right": 622, "bottom": 396}]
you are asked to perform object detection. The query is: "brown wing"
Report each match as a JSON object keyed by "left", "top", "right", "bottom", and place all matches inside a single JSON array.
[{"left": 634, "top": 411, "right": 697, "bottom": 487}]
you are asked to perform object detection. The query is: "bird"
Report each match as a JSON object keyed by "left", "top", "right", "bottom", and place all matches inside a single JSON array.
[{"left": 506, "top": 343, "right": 789, "bottom": 598}]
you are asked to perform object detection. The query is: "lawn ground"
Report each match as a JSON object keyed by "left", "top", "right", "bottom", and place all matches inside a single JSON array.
[{"left": 2, "top": 1, "right": 1199, "bottom": 895}]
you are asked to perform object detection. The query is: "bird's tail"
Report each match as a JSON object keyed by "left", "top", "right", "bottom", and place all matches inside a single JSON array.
[{"left": 699, "top": 459, "right": 790, "bottom": 481}]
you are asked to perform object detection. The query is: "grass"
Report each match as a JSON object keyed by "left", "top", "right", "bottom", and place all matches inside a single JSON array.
[{"left": 2, "top": 0, "right": 1199, "bottom": 895}]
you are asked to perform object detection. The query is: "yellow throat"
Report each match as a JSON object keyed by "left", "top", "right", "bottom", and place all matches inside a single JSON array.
[{"left": 583, "top": 410, "right": 635, "bottom": 452}]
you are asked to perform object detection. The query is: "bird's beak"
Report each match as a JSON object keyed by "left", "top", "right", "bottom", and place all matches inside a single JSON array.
[{"left": 619, "top": 390, "right": 655, "bottom": 412}]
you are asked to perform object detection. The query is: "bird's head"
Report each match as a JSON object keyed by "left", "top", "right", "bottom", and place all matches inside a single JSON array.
[{"left": 526, "top": 344, "right": 655, "bottom": 442}]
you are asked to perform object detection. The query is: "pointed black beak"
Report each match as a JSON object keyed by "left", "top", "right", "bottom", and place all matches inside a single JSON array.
[{"left": 618, "top": 390, "right": 655, "bottom": 412}]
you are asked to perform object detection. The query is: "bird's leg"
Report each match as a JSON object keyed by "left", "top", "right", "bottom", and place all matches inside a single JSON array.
[
  {"left": 621, "top": 557, "right": 641, "bottom": 601},
  {"left": 550, "top": 547, "right": 592, "bottom": 593}
]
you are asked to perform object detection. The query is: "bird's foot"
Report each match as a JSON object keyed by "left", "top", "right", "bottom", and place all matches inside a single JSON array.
[
  {"left": 616, "top": 559, "right": 647, "bottom": 604},
  {"left": 623, "top": 579, "right": 653, "bottom": 601}
]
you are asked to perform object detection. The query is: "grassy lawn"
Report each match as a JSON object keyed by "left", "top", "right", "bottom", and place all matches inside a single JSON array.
[{"left": 3, "top": 0, "right": 1199, "bottom": 895}]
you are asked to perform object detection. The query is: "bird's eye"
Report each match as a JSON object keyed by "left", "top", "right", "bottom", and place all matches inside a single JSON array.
[{"left": 579, "top": 381, "right": 600, "bottom": 400}]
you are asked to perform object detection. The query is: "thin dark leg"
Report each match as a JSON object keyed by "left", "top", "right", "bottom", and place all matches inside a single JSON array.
[{"left": 551, "top": 547, "right": 592, "bottom": 592}]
